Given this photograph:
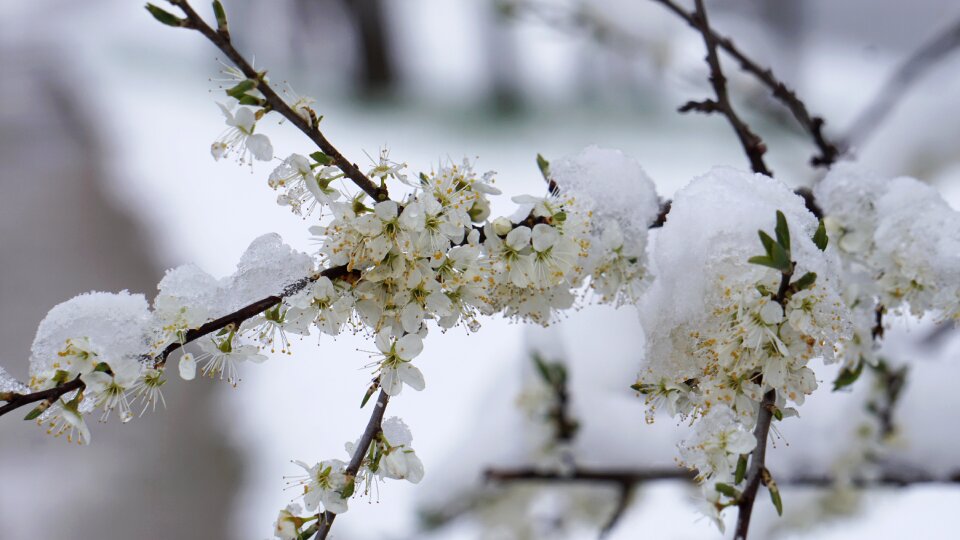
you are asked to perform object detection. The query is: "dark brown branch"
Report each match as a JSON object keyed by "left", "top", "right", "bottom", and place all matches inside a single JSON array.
[
  {"left": 685, "top": 0, "right": 771, "bottom": 176},
  {"left": 651, "top": 0, "right": 840, "bottom": 168},
  {"left": 0, "top": 377, "right": 85, "bottom": 418},
  {"left": 314, "top": 390, "right": 391, "bottom": 539},
  {"left": 733, "top": 389, "right": 776, "bottom": 540},
  {"left": 165, "top": 0, "right": 388, "bottom": 201},
  {"left": 484, "top": 466, "right": 960, "bottom": 488},
  {"left": 844, "top": 16, "right": 960, "bottom": 149},
  {"left": 0, "top": 265, "right": 354, "bottom": 419}
]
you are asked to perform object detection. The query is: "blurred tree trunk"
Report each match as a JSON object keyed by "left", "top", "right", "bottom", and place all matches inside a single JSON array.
[
  {"left": 339, "top": 0, "right": 396, "bottom": 95},
  {"left": 0, "top": 48, "right": 240, "bottom": 540}
]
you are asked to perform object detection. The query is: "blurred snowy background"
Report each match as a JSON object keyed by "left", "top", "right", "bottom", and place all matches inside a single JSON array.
[{"left": 2, "top": 0, "right": 960, "bottom": 538}]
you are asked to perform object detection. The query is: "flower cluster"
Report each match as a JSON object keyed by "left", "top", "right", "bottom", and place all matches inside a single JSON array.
[
  {"left": 814, "top": 164, "right": 960, "bottom": 371},
  {"left": 635, "top": 169, "right": 852, "bottom": 522}
]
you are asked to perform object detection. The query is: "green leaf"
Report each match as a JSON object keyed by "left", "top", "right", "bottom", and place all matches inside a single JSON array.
[
  {"left": 212, "top": 0, "right": 228, "bottom": 31},
  {"left": 761, "top": 467, "right": 782, "bottom": 515},
  {"left": 769, "top": 241, "right": 792, "bottom": 272},
  {"left": 758, "top": 230, "right": 776, "bottom": 256},
  {"left": 813, "top": 219, "right": 829, "bottom": 251},
  {"left": 748, "top": 255, "right": 789, "bottom": 272},
  {"left": 536, "top": 154, "right": 550, "bottom": 181},
  {"left": 630, "top": 382, "right": 643, "bottom": 392},
  {"left": 715, "top": 482, "right": 741, "bottom": 499},
  {"left": 532, "top": 354, "right": 553, "bottom": 384},
  {"left": 775, "top": 210, "right": 790, "bottom": 254},
  {"left": 310, "top": 151, "right": 333, "bottom": 166},
  {"left": 339, "top": 480, "right": 355, "bottom": 499},
  {"left": 145, "top": 3, "right": 185, "bottom": 27},
  {"left": 772, "top": 407, "right": 784, "bottom": 421},
  {"left": 237, "top": 95, "right": 263, "bottom": 106},
  {"left": 226, "top": 79, "right": 256, "bottom": 99},
  {"left": 24, "top": 400, "right": 51, "bottom": 421},
  {"left": 735, "top": 454, "right": 748, "bottom": 484},
  {"left": 792, "top": 272, "right": 817, "bottom": 291},
  {"left": 360, "top": 386, "right": 376, "bottom": 408},
  {"left": 833, "top": 360, "right": 864, "bottom": 391},
  {"left": 769, "top": 486, "right": 783, "bottom": 515}
]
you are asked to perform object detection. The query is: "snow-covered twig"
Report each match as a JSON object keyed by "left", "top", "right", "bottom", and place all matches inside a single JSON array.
[{"left": 0, "top": 266, "right": 353, "bottom": 419}]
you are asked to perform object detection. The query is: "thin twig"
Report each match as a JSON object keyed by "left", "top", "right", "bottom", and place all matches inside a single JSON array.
[
  {"left": 314, "top": 390, "right": 391, "bottom": 539},
  {"left": 733, "top": 389, "right": 776, "bottom": 540},
  {"left": 165, "top": 0, "right": 388, "bottom": 201},
  {"left": 484, "top": 466, "right": 960, "bottom": 488},
  {"left": 844, "top": 16, "right": 960, "bottom": 149},
  {"left": 651, "top": 0, "right": 840, "bottom": 168},
  {"left": 683, "top": 0, "right": 771, "bottom": 176}
]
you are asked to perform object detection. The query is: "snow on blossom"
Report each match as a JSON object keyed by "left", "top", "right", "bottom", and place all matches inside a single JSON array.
[
  {"left": 636, "top": 167, "right": 852, "bottom": 505},
  {"left": 816, "top": 164, "right": 960, "bottom": 321},
  {"left": 29, "top": 291, "right": 152, "bottom": 389},
  {"left": 0, "top": 365, "right": 29, "bottom": 395}
]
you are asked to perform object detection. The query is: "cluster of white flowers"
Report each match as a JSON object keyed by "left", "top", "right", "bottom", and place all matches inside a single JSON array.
[
  {"left": 634, "top": 169, "right": 853, "bottom": 523},
  {"left": 814, "top": 164, "right": 960, "bottom": 368},
  {"left": 12, "top": 91, "right": 661, "bottom": 533},
  {"left": 276, "top": 417, "right": 424, "bottom": 538}
]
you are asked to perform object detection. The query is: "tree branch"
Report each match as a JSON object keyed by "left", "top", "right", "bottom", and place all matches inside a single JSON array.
[
  {"left": 651, "top": 0, "right": 841, "bottom": 168},
  {"left": 733, "top": 389, "right": 776, "bottom": 540},
  {"left": 484, "top": 465, "right": 960, "bottom": 488},
  {"left": 685, "top": 0, "right": 771, "bottom": 176},
  {"left": 0, "top": 265, "right": 354, "bottom": 419},
  {"left": 164, "top": 0, "right": 388, "bottom": 201},
  {"left": 314, "top": 390, "right": 392, "bottom": 539}
]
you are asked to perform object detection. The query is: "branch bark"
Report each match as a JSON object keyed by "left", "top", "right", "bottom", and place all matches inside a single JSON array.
[
  {"left": 166, "top": 0, "right": 388, "bottom": 201},
  {"left": 652, "top": 0, "right": 841, "bottom": 168},
  {"left": 0, "top": 265, "right": 354, "bottom": 419},
  {"left": 314, "top": 390, "right": 392, "bottom": 539},
  {"left": 684, "top": 0, "right": 771, "bottom": 176}
]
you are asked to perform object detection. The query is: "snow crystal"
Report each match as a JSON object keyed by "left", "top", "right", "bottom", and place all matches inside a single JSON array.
[
  {"left": 29, "top": 291, "right": 153, "bottom": 382},
  {"left": 0, "top": 365, "right": 29, "bottom": 394}
]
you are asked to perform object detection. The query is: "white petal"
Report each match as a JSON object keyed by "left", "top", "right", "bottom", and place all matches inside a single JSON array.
[
  {"left": 380, "top": 367, "right": 403, "bottom": 396},
  {"left": 404, "top": 453, "right": 424, "bottom": 484},
  {"left": 398, "top": 363, "right": 425, "bottom": 391},
  {"left": 505, "top": 226, "right": 532, "bottom": 250},
  {"left": 246, "top": 133, "right": 274, "bottom": 161},
  {"left": 531, "top": 223, "right": 559, "bottom": 252},
  {"left": 179, "top": 353, "right": 197, "bottom": 381},
  {"left": 375, "top": 331, "right": 392, "bottom": 354},
  {"left": 233, "top": 106, "right": 256, "bottom": 131},
  {"left": 375, "top": 200, "right": 399, "bottom": 221},
  {"left": 396, "top": 334, "right": 423, "bottom": 360}
]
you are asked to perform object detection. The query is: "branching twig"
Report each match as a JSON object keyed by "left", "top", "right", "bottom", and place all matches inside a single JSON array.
[
  {"left": 683, "top": 0, "right": 771, "bottom": 176},
  {"left": 844, "top": 16, "right": 960, "bottom": 149},
  {"left": 651, "top": 0, "right": 840, "bottom": 168},
  {"left": 163, "top": 0, "right": 388, "bottom": 202}
]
